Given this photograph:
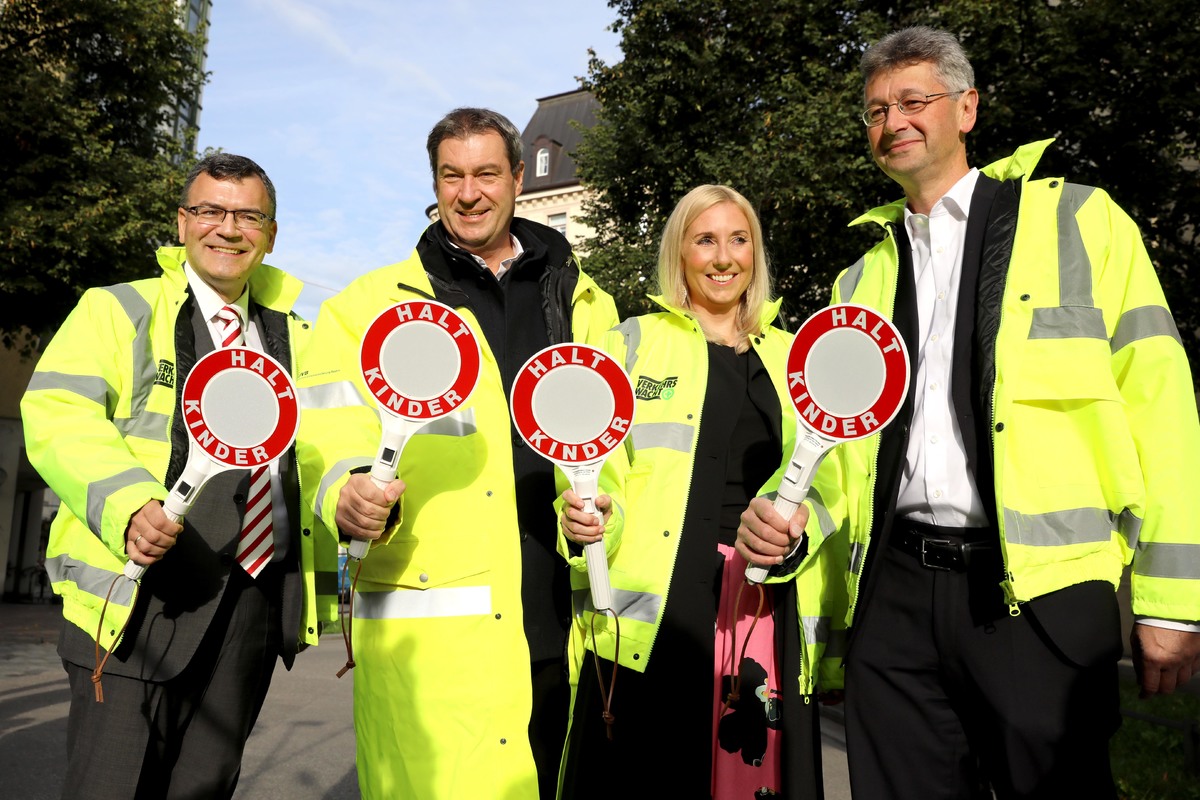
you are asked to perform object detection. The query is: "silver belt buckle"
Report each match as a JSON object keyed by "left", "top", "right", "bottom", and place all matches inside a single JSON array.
[{"left": 920, "top": 537, "right": 955, "bottom": 571}]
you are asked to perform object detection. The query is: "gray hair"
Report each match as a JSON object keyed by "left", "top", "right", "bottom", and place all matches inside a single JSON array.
[
  {"left": 426, "top": 107, "right": 524, "bottom": 178},
  {"left": 860, "top": 26, "right": 975, "bottom": 93},
  {"left": 180, "top": 153, "right": 276, "bottom": 216}
]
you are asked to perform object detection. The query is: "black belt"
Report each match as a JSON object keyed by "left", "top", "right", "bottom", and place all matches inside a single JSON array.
[{"left": 889, "top": 521, "right": 997, "bottom": 572}]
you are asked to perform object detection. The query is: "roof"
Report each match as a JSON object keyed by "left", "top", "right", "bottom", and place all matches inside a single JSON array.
[{"left": 520, "top": 89, "right": 599, "bottom": 192}]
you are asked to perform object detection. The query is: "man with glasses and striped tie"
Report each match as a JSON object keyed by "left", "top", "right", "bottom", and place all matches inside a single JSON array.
[{"left": 21, "top": 153, "right": 336, "bottom": 799}]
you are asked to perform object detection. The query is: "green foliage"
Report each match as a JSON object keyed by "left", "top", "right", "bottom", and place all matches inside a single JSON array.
[
  {"left": 0, "top": 0, "right": 206, "bottom": 351},
  {"left": 1113, "top": 679, "right": 1200, "bottom": 800},
  {"left": 578, "top": 0, "right": 1200, "bottom": 377}
]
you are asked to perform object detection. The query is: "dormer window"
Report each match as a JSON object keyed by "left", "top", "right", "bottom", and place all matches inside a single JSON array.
[{"left": 536, "top": 148, "right": 550, "bottom": 177}]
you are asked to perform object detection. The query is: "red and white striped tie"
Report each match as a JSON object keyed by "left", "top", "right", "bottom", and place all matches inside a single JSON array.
[
  {"left": 215, "top": 305, "right": 275, "bottom": 577},
  {"left": 215, "top": 305, "right": 244, "bottom": 348}
]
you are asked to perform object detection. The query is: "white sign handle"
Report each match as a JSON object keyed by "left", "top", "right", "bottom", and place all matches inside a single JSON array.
[
  {"left": 348, "top": 417, "right": 414, "bottom": 561},
  {"left": 123, "top": 443, "right": 216, "bottom": 581},
  {"left": 563, "top": 462, "right": 614, "bottom": 612},
  {"left": 745, "top": 431, "right": 832, "bottom": 584}
]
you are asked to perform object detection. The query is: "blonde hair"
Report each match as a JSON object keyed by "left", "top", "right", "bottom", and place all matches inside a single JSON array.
[{"left": 655, "top": 185, "right": 774, "bottom": 353}]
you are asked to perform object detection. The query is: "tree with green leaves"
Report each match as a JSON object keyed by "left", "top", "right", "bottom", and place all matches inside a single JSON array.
[
  {"left": 0, "top": 0, "right": 206, "bottom": 351},
  {"left": 577, "top": 0, "right": 1200, "bottom": 377}
]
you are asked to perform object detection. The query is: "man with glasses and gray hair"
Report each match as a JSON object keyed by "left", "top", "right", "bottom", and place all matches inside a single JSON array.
[
  {"left": 300, "top": 107, "right": 618, "bottom": 799},
  {"left": 738, "top": 24, "right": 1200, "bottom": 798},
  {"left": 22, "top": 152, "right": 335, "bottom": 799}
]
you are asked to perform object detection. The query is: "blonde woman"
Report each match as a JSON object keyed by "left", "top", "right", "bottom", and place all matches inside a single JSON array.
[{"left": 557, "top": 186, "right": 843, "bottom": 798}]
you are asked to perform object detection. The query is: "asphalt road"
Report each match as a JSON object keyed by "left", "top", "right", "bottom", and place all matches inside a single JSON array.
[{"left": 0, "top": 600, "right": 852, "bottom": 799}]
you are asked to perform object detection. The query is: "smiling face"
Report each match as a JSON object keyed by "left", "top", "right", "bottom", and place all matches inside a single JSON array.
[
  {"left": 865, "top": 60, "right": 977, "bottom": 211},
  {"left": 680, "top": 201, "right": 755, "bottom": 326},
  {"left": 434, "top": 131, "right": 524, "bottom": 270},
  {"left": 177, "top": 173, "right": 276, "bottom": 302}
]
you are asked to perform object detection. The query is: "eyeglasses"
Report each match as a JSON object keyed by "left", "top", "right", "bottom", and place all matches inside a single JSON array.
[
  {"left": 183, "top": 205, "right": 274, "bottom": 230},
  {"left": 861, "top": 91, "right": 965, "bottom": 127}
]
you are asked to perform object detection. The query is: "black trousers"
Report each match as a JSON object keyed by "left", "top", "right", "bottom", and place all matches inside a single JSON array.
[
  {"left": 844, "top": 524, "right": 1121, "bottom": 800},
  {"left": 61, "top": 565, "right": 283, "bottom": 800}
]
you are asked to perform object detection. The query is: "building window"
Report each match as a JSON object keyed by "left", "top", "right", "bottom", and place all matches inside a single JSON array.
[
  {"left": 536, "top": 148, "right": 550, "bottom": 177},
  {"left": 548, "top": 213, "right": 567, "bottom": 236}
]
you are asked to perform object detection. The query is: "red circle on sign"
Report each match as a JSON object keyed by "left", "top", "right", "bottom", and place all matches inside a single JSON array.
[
  {"left": 510, "top": 343, "right": 635, "bottom": 465},
  {"left": 359, "top": 300, "right": 481, "bottom": 421},
  {"left": 181, "top": 347, "right": 300, "bottom": 466},
  {"left": 785, "top": 303, "right": 909, "bottom": 442}
]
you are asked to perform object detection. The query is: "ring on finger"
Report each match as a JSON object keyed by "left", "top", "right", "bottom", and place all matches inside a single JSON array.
[{"left": 134, "top": 534, "right": 144, "bottom": 546}]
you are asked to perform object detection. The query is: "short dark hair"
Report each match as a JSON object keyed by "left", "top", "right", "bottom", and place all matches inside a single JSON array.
[
  {"left": 180, "top": 153, "right": 277, "bottom": 216},
  {"left": 425, "top": 108, "right": 524, "bottom": 179},
  {"left": 859, "top": 26, "right": 975, "bottom": 95}
]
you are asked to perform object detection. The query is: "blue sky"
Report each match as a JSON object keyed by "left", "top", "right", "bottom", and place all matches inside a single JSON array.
[{"left": 196, "top": 0, "right": 623, "bottom": 320}]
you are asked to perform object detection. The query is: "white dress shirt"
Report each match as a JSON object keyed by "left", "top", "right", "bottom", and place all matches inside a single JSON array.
[
  {"left": 895, "top": 168, "right": 989, "bottom": 528},
  {"left": 184, "top": 264, "right": 289, "bottom": 560}
]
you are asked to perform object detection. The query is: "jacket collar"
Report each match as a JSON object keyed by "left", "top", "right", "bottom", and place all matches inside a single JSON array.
[
  {"left": 849, "top": 138, "right": 1056, "bottom": 230},
  {"left": 647, "top": 294, "right": 784, "bottom": 330},
  {"left": 154, "top": 246, "right": 303, "bottom": 314}
]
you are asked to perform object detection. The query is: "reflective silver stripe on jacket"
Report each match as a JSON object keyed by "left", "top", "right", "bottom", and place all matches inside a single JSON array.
[
  {"left": 630, "top": 422, "right": 693, "bottom": 453},
  {"left": 353, "top": 585, "right": 491, "bottom": 619},
  {"left": 837, "top": 256, "right": 867, "bottom": 302},
  {"left": 25, "top": 371, "right": 112, "bottom": 410},
  {"left": 87, "top": 467, "right": 160, "bottom": 536},
  {"left": 807, "top": 486, "right": 837, "bottom": 539},
  {"left": 301, "top": 381, "right": 479, "bottom": 433},
  {"left": 315, "top": 457, "right": 374, "bottom": 525},
  {"left": 1055, "top": 184, "right": 1096, "bottom": 307},
  {"left": 800, "top": 615, "right": 847, "bottom": 659},
  {"left": 572, "top": 586, "right": 663, "bottom": 624},
  {"left": 1028, "top": 184, "right": 1107, "bottom": 341},
  {"left": 115, "top": 412, "right": 170, "bottom": 442},
  {"left": 1002, "top": 505, "right": 1123, "bottom": 547},
  {"left": 26, "top": 372, "right": 170, "bottom": 443},
  {"left": 614, "top": 317, "right": 643, "bottom": 374},
  {"left": 45, "top": 553, "right": 136, "bottom": 606},
  {"left": 1111, "top": 305, "right": 1182, "bottom": 353},
  {"left": 103, "top": 284, "right": 158, "bottom": 422},
  {"left": 299, "top": 380, "right": 368, "bottom": 411},
  {"left": 1135, "top": 542, "right": 1200, "bottom": 581}
]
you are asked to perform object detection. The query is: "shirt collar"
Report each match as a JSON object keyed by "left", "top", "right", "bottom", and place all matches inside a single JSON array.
[
  {"left": 451, "top": 233, "right": 523, "bottom": 278},
  {"left": 184, "top": 262, "right": 249, "bottom": 325},
  {"left": 904, "top": 167, "right": 980, "bottom": 230}
]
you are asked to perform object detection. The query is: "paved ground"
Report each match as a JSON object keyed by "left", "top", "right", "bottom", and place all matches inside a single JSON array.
[{"left": 0, "top": 600, "right": 851, "bottom": 799}]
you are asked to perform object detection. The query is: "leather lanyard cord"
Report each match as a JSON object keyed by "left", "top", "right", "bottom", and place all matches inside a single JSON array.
[
  {"left": 92, "top": 573, "right": 135, "bottom": 703},
  {"left": 336, "top": 558, "right": 362, "bottom": 678},
  {"left": 589, "top": 608, "right": 621, "bottom": 740},
  {"left": 721, "top": 579, "right": 765, "bottom": 716}
]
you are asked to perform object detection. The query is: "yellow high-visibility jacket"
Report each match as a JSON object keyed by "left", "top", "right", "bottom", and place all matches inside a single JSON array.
[
  {"left": 298, "top": 236, "right": 618, "bottom": 800},
  {"left": 22, "top": 246, "right": 335, "bottom": 658},
  {"left": 816, "top": 140, "right": 1200, "bottom": 623},
  {"left": 564, "top": 297, "right": 848, "bottom": 698}
]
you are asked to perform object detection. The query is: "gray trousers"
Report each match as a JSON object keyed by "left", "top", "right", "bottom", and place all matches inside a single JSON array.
[{"left": 61, "top": 567, "right": 282, "bottom": 800}]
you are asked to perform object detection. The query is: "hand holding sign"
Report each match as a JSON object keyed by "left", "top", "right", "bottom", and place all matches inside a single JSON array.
[
  {"left": 124, "top": 346, "right": 299, "bottom": 581},
  {"left": 510, "top": 343, "right": 634, "bottom": 612},
  {"left": 745, "top": 304, "right": 909, "bottom": 584},
  {"left": 351, "top": 300, "right": 481, "bottom": 560}
]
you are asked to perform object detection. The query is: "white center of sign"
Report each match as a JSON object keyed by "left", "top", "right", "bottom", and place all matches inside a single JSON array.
[
  {"left": 805, "top": 328, "right": 887, "bottom": 417},
  {"left": 200, "top": 370, "right": 280, "bottom": 448},
  {"left": 381, "top": 321, "right": 463, "bottom": 400},
  {"left": 530, "top": 366, "right": 616, "bottom": 444}
]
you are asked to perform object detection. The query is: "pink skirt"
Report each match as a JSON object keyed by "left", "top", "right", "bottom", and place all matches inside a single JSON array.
[{"left": 712, "top": 542, "right": 784, "bottom": 797}]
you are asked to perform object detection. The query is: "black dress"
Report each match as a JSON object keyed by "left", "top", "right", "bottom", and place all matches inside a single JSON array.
[{"left": 561, "top": 343, "right": 824, "bottom": 799}]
